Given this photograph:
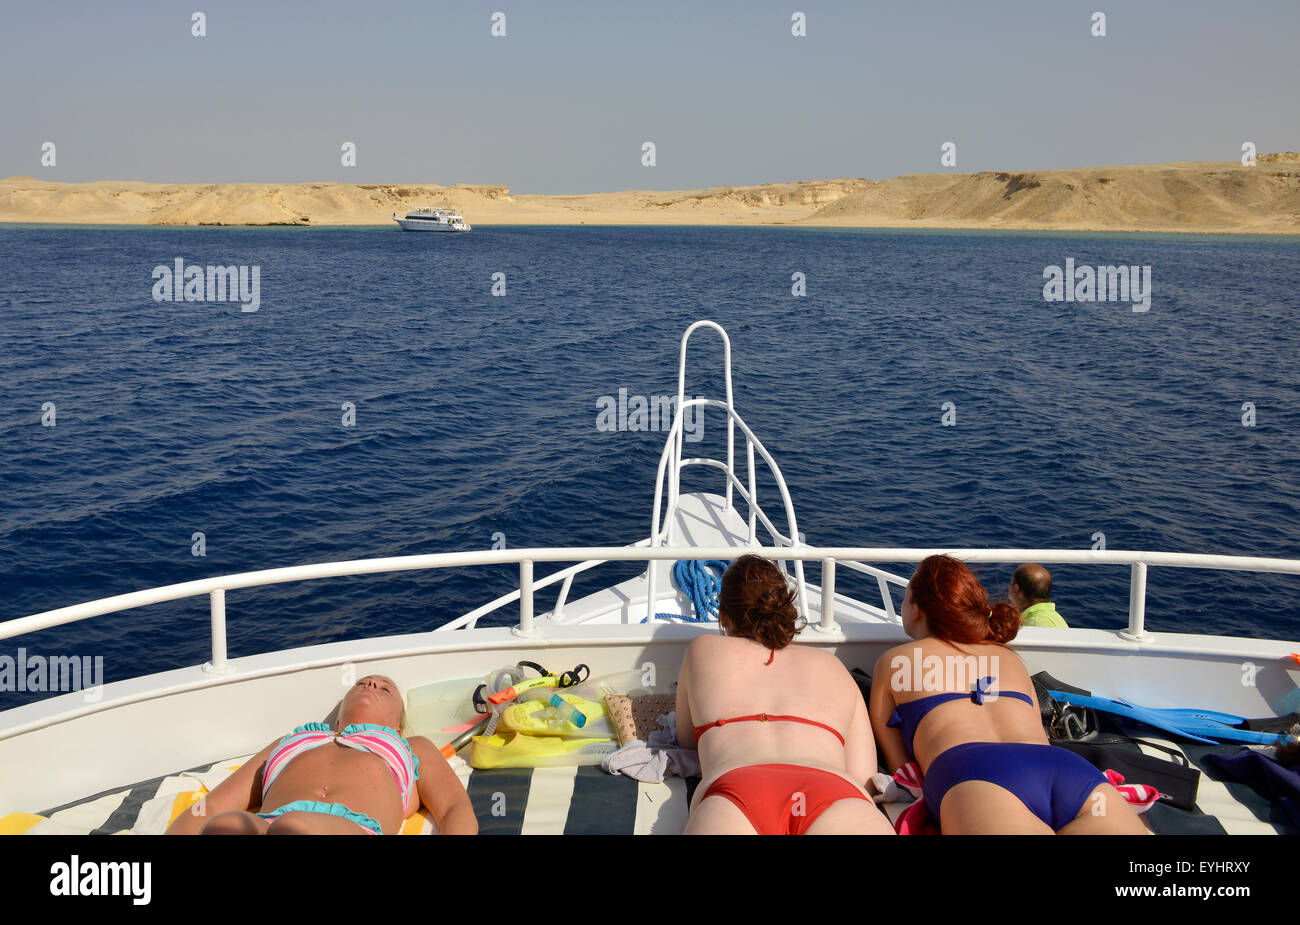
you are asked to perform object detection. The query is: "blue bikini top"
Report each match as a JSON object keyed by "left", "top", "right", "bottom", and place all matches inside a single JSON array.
[{"left": 887, "top": 675, "right": 1035, "bottom": 760}]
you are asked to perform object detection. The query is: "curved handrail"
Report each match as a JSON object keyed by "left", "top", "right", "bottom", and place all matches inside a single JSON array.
[
  {"left": 6, "top": 545, "right": 1300, "bottom": 679},
  {"left": 647, "top": 398, "right": 808, "bottom": 621},
  {"left": 675, "top": 321, "right": 734, "bottom": 513},
  {"left": 650, "top": 322, "right": 809, "bottom": 619}
]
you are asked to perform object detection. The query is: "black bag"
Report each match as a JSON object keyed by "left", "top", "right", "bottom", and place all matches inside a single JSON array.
[
  {"left": 1053, "top": 737, "right": 1201, "bottom": 811},
  {"left": 1031, "top": 671, "right": 1100, "bottom": 741}
]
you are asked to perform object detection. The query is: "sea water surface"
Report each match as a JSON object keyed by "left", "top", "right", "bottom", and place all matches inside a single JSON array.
[{"left": 1, "top": 224, "right": 1298, "bottom": 709}]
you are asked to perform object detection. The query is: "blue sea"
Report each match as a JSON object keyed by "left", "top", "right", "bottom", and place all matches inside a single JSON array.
[{"left": 2, "top": 224, "right": 1299, "bottom": 710}]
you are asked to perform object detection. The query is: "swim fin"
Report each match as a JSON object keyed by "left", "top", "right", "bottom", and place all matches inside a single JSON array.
[
  {"left": 1050, "top": 691, "right": 1289, "bottom": 745},
  {"left": 1049, "top": 691, "right": 1217, "bottom": 744},
  {"left": 469, "top": 732, "right": 619, "bottom": 769},
  {"left": 497, "top": 693, "right": 613, "bottom": 738}
]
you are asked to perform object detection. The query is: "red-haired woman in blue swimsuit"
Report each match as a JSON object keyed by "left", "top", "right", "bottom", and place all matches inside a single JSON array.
[
  {"left": 676, "top": 555, "right": 894, "bottom": 835},
  {"left": 869, "top": 555, "right": 1148, "bottom": 834}
]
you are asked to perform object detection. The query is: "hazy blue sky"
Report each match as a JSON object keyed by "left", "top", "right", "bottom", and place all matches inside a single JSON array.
[{"left": 3, "top": 0, "right": 1297, "bottom": 193}]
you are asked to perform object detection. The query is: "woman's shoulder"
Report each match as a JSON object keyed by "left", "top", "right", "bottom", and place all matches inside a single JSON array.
[
  {"left": 684, "top": 632, "right": 726, "bottom": 657},
  {"left": 875, "top": 638, "right": 926, "bottom": 671},
  {"left": 796, "top": 642, "right": 850, "bottom": 669},
  {"left": 681, "top": 632, "right": 727, "bottom": 675}
]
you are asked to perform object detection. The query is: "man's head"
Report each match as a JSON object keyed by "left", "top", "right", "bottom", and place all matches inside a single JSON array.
[{"left": 1009, "top": 563, "right": 1052, "bottom": 610}]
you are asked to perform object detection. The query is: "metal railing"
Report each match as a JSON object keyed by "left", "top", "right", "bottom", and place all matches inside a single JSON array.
[
  {"left": 5, "top": 545, "right": 1300, "bottom": 678},
  {"left": 647, "top": 321, "right": 809, "bottom": 622},
  {"left": 5, "top": 319, "right": 1299, "bottom": 692}
]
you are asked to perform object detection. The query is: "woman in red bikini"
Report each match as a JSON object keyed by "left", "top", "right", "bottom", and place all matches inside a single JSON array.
[
  {"left": 868, "top": 555, "right": 1147, "bottom": 834},
  {"left": 676, "top": 555, "right": 894, "bottom": 835}
]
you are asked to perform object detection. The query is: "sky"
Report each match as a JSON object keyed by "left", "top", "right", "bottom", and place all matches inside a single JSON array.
[{"left": 2, "top": 0, "right": 1298, "bottom": 193}]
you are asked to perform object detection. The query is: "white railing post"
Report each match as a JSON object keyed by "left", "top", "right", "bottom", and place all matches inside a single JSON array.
[
  {"left": 876, "top": 575, "right": 897, "bottom": 621},
  {"left": 724, "top": 394, "right": 734, "bottom": 513},
  {"left": 645, "top": 560, "right": 659, "bottom": 624},
  {"left": 202, "top": 588, "right": 230, "bottom": 675},
  {"left": 746, "top": 438, "right": 757, "bottom": 544},
  {"left": 793, "top": 535, "right": 809, "bottom": 622},
  {"left": 553, "top": 573, "right": 575, "bottom": 622},
  {"left": 1120, "top": 561, "right": 1151, "bottom": 641},
  {"left": 513, "top": 560, "right": 540, "bottom": 637},
  {"left": 812, "top": 557, "right": 839, "bottom": 634}
]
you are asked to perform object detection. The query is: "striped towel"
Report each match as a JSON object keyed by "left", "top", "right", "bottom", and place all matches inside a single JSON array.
[{"left": 0, "top": 757, "right": 697, "bottom": 835}]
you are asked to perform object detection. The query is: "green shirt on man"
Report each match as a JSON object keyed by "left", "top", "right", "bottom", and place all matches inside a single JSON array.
[{"left": 1020, "top": 601, "right": 1068, "bottom": 628}]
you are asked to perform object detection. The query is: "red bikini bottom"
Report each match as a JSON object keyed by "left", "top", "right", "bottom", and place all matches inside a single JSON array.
[{"left": 699, "top": 763, "right": 869, "bottom": 835}]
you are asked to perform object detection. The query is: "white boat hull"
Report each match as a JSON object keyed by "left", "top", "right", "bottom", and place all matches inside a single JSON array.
[
  {"left": 2, "top": 605, "right": 1295, "bottom": 827},
  {"left": 395, "top": 218, "right": 470, "bottom": 232}
]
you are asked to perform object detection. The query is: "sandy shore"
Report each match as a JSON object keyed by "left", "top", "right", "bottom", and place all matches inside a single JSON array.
[{"left": 2, "top": 154, "right": 1298, "bottom": 234}]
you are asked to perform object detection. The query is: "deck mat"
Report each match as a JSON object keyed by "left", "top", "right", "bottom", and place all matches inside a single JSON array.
[{"left": 4, "top": 737, "right": 1290, "bottom": 834}]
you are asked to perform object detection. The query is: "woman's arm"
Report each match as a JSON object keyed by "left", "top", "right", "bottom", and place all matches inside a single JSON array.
[
  {"left": 164, "top": 739, "right": 276, "bottom": 835},
  {"left": 674, "top": 641, "right": 697, "bottom": 749},
  {"left": 868, "top": 651, "right": 908, "bottom": 775},
  {"left": 410, "top": 736, "right": 478, "bottom": 834},
  {"left": 843, "top": 676, "right": 877, "bottom": 787}
]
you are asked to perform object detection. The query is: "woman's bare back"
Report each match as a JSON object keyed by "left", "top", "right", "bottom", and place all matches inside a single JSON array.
[
  {"left": 876, "top": 637, "right": 1046, "bottom": 771},
  {"left": 678, "top": 634, "right": 875, "bottom": 799}
]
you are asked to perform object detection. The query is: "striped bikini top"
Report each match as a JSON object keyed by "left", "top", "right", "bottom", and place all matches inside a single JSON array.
[{"left": 262, "top": 723, "right": 421, "bottom": 806}]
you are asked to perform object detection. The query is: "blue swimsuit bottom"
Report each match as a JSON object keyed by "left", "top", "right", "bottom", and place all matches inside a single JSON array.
[
  {"left": 923, "top": 741, "right": 1108, "bottom": 830},
  {"left": 887, "top": 676, "right": 1108, "bottom": 830}
]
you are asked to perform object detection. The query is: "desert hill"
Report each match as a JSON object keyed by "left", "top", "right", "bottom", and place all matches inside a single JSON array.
[{"left": 2, "top": 155, "right": 1296, "bottom": 233}]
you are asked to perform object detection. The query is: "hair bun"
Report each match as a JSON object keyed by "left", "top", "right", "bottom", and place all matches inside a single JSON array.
[
  {"left": 719, "top": 555, "right": 805, "bottom": 651},
  {"left": 753, "top": 586, "right": 788, "bottom": 616},
  {"left": 987, "top": 601, "right": 1021, "bottom": 645}
]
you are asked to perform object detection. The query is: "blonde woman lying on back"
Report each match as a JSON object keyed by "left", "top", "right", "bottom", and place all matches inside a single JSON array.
[{"left": 166, "top": 674, "right": 476, "bottom": 834}]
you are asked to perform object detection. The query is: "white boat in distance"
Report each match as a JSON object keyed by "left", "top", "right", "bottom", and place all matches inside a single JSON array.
[
  {"left": 393, "top": 207, "right": 471, "bottom": 232},
  {"left": 0, "top": 321, "right": 1297, "bottom": 835}
]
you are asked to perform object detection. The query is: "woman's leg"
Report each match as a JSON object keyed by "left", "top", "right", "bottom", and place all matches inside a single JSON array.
[
  {"left": 684, "top": 794, "right": 758, "bottom": 835},
  {"left": 199, "top": 810, "right": 270, "bottom": 835},
  {"left": 1057, "top": 784, "right": 1151, "bottom": 834},
  {"left": 938, "top": 780, "right": 1055, "bottom": 834},
  {"left": 803, "top": 798, "right": 896, "bottom": 835}
]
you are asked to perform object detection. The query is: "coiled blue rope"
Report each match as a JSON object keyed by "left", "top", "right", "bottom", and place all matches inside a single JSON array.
[{"left": 646, "top": 558, "right": 731, "bottom": 623}]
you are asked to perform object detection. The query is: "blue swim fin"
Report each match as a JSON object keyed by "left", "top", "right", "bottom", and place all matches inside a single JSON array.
[
  {"left": 1163, "top": 723, "right": 1286, "bottom": 746},
  {"left": 1050, "top": 691, "right": 1288, "bottom": 745},
  {"left": 1139, "top": 706, "right": 1248, "bottom": 726},
  {"left": 1049, "top": 691, "right": 1218, "bottom": 744}
]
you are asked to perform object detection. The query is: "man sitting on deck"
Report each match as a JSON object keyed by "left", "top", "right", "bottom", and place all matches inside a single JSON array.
[{"left": 1009, "top": 563, "right": 1069, "bottom": 628}]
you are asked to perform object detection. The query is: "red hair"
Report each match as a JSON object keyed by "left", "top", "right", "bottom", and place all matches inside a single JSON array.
[{"left": 909, "top": 555, "right": 1020, "bottom": 645}]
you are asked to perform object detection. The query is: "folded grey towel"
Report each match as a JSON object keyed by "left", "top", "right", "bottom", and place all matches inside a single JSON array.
[{"left": 602, "top": 711, "right": 702, "bottom": 782}]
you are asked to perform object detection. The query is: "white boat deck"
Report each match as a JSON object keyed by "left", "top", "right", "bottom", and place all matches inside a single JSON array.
[{"left": 546, "top": 492, "right": 896, "bottom": 627}]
